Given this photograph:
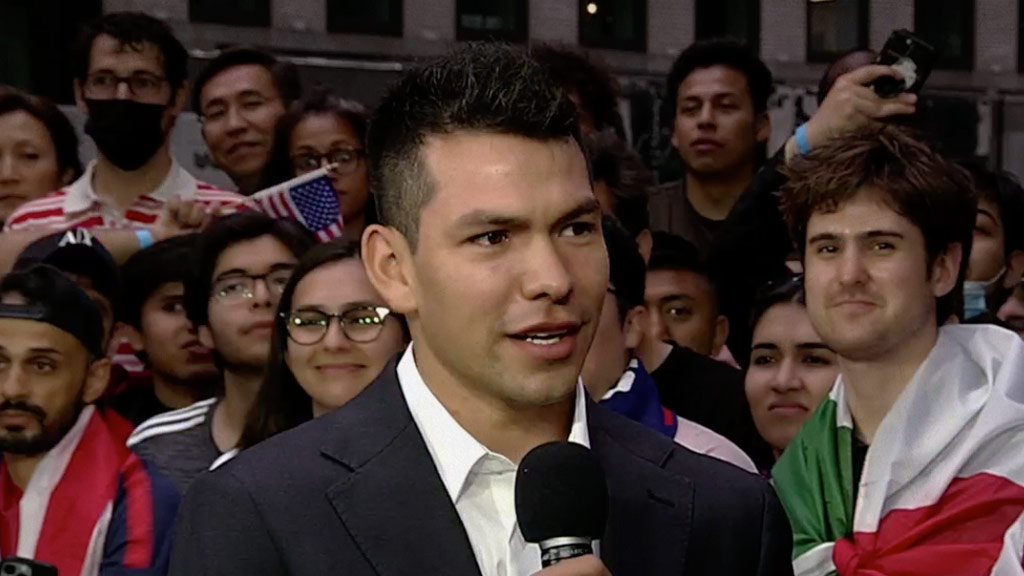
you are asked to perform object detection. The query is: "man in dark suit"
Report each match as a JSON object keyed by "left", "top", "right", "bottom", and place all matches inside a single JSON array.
[{"left": 170, "top": 44, "right": 794, "bottom": 576}]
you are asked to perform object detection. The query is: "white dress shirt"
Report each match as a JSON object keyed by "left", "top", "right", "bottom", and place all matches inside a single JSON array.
[{"left": 397, "top": 345, "right": 592, "bottom": 576}]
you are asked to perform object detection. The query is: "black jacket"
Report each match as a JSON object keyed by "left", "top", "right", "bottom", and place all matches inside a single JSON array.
[{"left": 169, "top": 363, "right": 794, "bottom": 576}]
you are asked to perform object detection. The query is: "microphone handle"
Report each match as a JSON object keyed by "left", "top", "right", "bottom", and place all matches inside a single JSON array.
[{"left": 538, "top": 536, "right": 594, "bottom": 567}]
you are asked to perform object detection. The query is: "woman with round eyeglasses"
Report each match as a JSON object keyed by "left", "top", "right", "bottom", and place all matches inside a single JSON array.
[
  {"left": 260, "top": 89, "right": 373, "bottom": 241},
  {"left": 744, "top": 276, "right": 839, "bottom": 467},
  {"left": 238, "top": 240, "right": 407, "bottom": 450}
]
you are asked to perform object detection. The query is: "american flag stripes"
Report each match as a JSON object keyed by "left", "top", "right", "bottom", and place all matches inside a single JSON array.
[{"left": 249, "top": 168, "right": 345, "bottom": 241}]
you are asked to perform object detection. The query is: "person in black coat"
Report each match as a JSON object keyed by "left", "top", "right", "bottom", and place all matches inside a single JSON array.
[{"left": 170, "top": 43, "right": 794, "bottom": 576}]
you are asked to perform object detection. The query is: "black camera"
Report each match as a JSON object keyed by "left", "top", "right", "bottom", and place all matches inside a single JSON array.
[{"left": 872, "top": 29, "right": 937, "bottom": 98}]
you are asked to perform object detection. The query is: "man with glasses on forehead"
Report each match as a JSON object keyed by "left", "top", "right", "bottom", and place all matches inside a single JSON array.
[
  {"left": 128, "top": 213, "right": 314, "bottom": 494},
  {"left": 0, "top": 12, "right": 241, "bottom": 268}
]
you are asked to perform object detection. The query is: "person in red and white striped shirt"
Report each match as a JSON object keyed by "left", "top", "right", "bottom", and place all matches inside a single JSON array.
[{"left": 0, "top": 13, "right": 242, "bottom": 271}]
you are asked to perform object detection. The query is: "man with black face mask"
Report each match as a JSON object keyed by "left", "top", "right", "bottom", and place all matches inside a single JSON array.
[{"left": 0, "top": 13, "right": 241, "bottom": 256}]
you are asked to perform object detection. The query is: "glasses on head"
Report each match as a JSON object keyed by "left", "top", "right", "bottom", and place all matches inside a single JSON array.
[
  {"left": 212, "top": 269, "right": 295, "bottom": 303},
  {"left": 290, "top": 148, "right": 365, "bottom": 176},
  {"left": 84, "top": 72, "right": 167, "bottom": 100},
  {"left": 283, "top": 305, "right": 393, "bottom": 345}
]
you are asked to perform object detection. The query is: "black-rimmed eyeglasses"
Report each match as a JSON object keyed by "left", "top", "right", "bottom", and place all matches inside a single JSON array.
[{"left": 282, "top": 306, "right": 392, "bottom": 345}]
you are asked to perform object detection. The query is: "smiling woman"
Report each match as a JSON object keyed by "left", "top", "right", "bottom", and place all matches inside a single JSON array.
[
  {"left": 0, "top": 88, "right": 82, "bottom": 225},
  {"left": 238, "top": 239, "right": 407, "bottom": 449}
]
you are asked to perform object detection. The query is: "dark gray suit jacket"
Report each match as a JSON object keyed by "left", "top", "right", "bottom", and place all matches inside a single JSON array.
[{"left": 169, "top": 364, "right": 794, "bottom": 575}]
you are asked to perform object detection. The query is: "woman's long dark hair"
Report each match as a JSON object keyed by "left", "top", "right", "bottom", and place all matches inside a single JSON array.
[
  {"left": 238, "top": 239, "right": 405, "bottom": 449},
  {"left": 749, "top": 274, "right": 805, "bottom": 333}
]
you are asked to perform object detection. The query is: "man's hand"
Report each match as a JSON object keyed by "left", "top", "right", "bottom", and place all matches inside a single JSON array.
[
  {"left": 787, "top": 65, "right": 917, "bottom": 161},
  {"left": 531, "top": 556, "right": 612, "bottom": 576},
  {"left": 152, "top": 198, "right": 218, "bottom": 241}
]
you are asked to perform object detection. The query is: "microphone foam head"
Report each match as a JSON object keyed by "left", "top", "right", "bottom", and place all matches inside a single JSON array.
[{"left": 515, "top": 441, "right": 609, "bottom": 543}]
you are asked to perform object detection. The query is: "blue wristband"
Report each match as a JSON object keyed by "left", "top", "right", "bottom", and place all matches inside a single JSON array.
[
  {"left": 795, "top": 123, "right": 812, "bottom": 155},
  {"left": 136, "top": 229, "right": 154, "bottom": 250}
]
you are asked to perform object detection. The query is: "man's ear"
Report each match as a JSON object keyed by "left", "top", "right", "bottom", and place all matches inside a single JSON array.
[
  {"left": 362, "top": 224, "right": 419, "bottom": 315},
  {"left": 198, "top": 324, "right": 215, "bottom": 350},
  {"left": 1005, "top": 249, "right": 1024, "bottom": 289},
  {"left": 755, "top": 112, "right": 771, "bottom": 144},
  {"left": 83, "top": 358, "right": 112, "bottom": 404},
  {"left": 171, "top": 81, "right": 189, "bottom": 116},
  {"left": 711, "top": 315, "right": 730, "bottom": 356},
  {"left": 932, "top": 243, "right": 964, "bottom": 298},
  {"left": 635, "top": 229, "right": 653, "bottom": 265},
  {"left": 623, "top": 306, "right": 647, "bottom": 351}
]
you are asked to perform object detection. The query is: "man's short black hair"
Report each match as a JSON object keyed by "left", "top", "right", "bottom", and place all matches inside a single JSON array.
[
  {"left": 74, "top": 12, "right": 189, "bottom": 91},
  {"left": 584, "top": 130, "right": 651, "bottom": 238},
  {"left": 185, "top": 212, "right": 316, "bottom": 328},
  {"left": 367, "top": 43, "right": 581, "bottom": 249},
  {"left": 666, "top": 38, "right": 773, "bottom": 117},
  {"left": 603, "top": 216, "right": 646, "bottom": 323},
  {"left": 191, "top": 46, "right": 303, "bottom": 114},
  {"left": 118, "top": 234, "right": 200, "bottom": 329},
  {"left": 961, "top": 161, "right": 1024, "bottom": 257},
  {"left": 648, "top": 231, "right": 719, "bottom": 312},
  {"left": 532, "top": 45, "right": 626, "bottom": 140}
]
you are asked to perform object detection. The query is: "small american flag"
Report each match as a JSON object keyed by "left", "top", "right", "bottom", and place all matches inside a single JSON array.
[{"left": 249, "top": 167, "right": 344, "bottom": 241}]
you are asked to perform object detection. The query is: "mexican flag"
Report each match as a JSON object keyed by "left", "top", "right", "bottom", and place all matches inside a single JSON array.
[{"left": 774, "top": 325, "right": 1024, "bottom": 576}]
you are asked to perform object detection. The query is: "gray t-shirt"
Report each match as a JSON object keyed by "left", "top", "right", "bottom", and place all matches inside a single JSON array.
[{"left": 127, "top": 397, "right": 223, "bottom": 496}]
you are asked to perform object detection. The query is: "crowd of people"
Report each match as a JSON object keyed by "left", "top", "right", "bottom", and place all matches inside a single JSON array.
[{"left": 1, "top": 10, "right": 1024, "bottom": 576}]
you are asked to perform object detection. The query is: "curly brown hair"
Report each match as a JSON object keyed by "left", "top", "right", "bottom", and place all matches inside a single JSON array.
[{"left": 780, "top": 125, "right": 977, "bottom": 323}]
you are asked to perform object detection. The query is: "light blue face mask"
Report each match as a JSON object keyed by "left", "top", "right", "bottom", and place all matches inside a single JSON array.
[{"left": 963, "top": 267, "right": 1007, "bottom": 320}]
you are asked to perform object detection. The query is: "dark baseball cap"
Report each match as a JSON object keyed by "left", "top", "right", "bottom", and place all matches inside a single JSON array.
[
  {"left": 0, "top": 264, "right": 106, "bottom": 358},
  {"left": 14, "top": 229, "right": 120, "bottom": 305}
]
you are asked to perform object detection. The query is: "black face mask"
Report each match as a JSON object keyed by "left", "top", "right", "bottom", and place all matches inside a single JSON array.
[{"left": 84, "top": 99, "right": 168, "bottom": 171}]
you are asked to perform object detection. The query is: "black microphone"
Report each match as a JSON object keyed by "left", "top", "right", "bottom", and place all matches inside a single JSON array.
[{"left": 515, "top": 441, "right": 609, "bottom": 568}]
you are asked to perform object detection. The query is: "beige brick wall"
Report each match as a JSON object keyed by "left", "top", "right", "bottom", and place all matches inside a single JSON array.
[
  {"left": 529, "top": 0, "right": 576, "bottom": 44},
  {"left": 647, "top": 0, "right": 693, "bottom": 58},
  {"left": 869, "top": 0, "right": 913, "bottom": 51},
  {"left": 760, "top": 0, "right": 807, "bottom": 65},
  {"left": 976, "top": 0, "right": 1018, "bottom": 73}
]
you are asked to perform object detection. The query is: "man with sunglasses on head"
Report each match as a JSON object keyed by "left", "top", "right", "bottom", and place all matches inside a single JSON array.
[
  {"left": 128, "top": 213, "right": 314, "bottom": 494},
  {"left": 0, "top": 13, "right": 241, "bottom": 270}
]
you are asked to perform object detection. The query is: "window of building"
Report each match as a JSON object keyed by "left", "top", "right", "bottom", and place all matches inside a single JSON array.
[
  {"left": 807, "top": 0, "right": 868, "bottom": 63},
  {"left": 327, "top": 0, "right": 403, "bottom": 37},
  {"left": 457, "top": 0, "right": 527, "bottom": 42},
  {"left": 578, "top": 0, "right": 646, "bottom": 52},
  {"left": 1, "top": 0, "right": 101, "bottom": 102},
  {"left": 189, "top": 0, "right": 271, "bottom": 27},
  {"left": 695, "top": 0, "right": 759, "bottom": 52},
  {"left": 914, "top": 0, "right": 974, "bottom": 70}
]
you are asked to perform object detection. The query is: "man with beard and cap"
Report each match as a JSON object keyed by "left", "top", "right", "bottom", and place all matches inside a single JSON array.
[
  {"left": 0, "top": 265, "right": 179, "bottom": 576},
  {"left": 0, "top": 13, "right": 241, "bottom": 269}
]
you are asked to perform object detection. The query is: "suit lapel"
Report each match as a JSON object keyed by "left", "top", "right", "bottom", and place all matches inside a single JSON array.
[
  {"left": 321, "top": 363, "right": 483, "bottom": 576},
  {"left": 589, "top": 401, "right": 694, "bottom": 575}
]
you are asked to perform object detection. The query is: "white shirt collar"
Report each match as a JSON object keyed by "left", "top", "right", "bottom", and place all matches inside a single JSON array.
[
  {"left": 397, "top": 344, "right": 591, "bottom": 503},
  {"left": 64, "top": 159, "right": 199, "bottom": 214}
]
